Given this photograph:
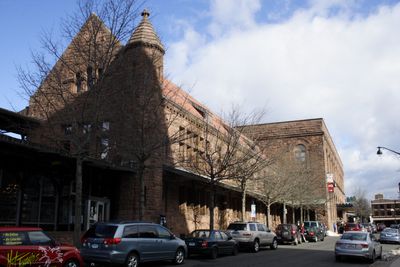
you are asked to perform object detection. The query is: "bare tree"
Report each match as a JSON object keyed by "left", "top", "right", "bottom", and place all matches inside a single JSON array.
[
  {"left": 260, "top": 153, "right": 293, "bottom": 228},
  {"left": 17, "top": 0, "right": 142, "bottom": 245},
  {"left": 178, "top": 106, "right": 265, "bottom": 230},
  {"left": 351, "top": 188, "right": 371, "bottom": 223}
]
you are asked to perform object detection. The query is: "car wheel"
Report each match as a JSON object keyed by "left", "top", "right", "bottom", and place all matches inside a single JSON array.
[
  {"left": 125, "top": 252, "right": 139, "bottom": 267},
  {"left": 378, "top": 248, "right": 383, "bottom": 259},
  {"left": 210, "top": 247, "right": 218, "bottom": 259},
  {"left": 335, "top": 255, "right": 341, "bottom": 262},
  {"left": 232, "top": 245, "right": 239, "bottom": 256},
  {"left": 252, "top": 239, "right": 260, "bottom": 253},
  {"left": 63, "top": 259, "right": 80, "bottom": 267},
  {"left": 270, "top": 238, "right": 278, "bottom": 250},
  {"left": 173, "top": 248, "right": 185, "bottom": 265},
  {"left": 369, "top": 250, "right": 376, "bottom": 263}
]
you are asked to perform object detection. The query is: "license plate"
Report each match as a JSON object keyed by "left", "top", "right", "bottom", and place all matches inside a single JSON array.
[
  {"left": 188, "top": 242, "right": 195, "bottom": 246},
  {"left": 91, "top": 243, "right": 99, "bottom": 248},
  {"left": 344, "top": 244, "right": 354, "bottom": 249}
]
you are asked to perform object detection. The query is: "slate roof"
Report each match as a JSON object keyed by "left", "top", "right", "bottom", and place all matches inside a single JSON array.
[{"left": 127, "top": 9, "right": 165, "bottom": 53}]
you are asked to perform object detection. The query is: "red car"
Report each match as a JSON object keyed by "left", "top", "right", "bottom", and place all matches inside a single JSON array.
[
  {"left": 0, "top": 227, "right": 83, "bottom": 267},
  {"left": 343, "top": 223, "right": 364, "bottom": 232}
]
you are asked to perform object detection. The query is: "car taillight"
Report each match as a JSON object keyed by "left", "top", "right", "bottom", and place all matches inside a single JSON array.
[
  {"left": 81, "top": 237, "right": 87, "bottom": 244},
  {"left": 104, "top": 238, "right": 121, "bottom": 245},
  {"left": 356, "top": 243, "right": 368, "bottom": 249},
  {"left": 291, "top": 230, "right": 296, "bottom": 235},
  {"left": 243, "top": 233, "right": 252, "bottom": 237},
  {"left": 201, "top": 241, "right": 208, "bottom": 248},
  {"left": 309, "top": 232, "right": 315, "bottom": 236}
]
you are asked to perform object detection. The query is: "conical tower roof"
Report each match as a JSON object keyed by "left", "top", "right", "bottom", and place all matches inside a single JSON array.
[{"left": 128, "top": 9, "right": 164, "bottom": 54}]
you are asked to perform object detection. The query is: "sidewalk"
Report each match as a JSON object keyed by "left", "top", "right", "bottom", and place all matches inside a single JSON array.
[
  {"left": 387, "top": 249, "right": 400, "bottom": 267},
  {"left": 389, "top": 255, "right": 400, "bottom": 267}
]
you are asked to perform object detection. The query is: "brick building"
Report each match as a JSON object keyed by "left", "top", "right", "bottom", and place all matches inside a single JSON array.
[
  {"left": 0, "top": 10, "right": 345, "bottom": 240},
  {"left": 242, "top": 119, "right": 345, "bottom": 231}
]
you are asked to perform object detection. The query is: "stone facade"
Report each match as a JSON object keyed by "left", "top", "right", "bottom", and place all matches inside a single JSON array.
[
  {"left": 241, "top": 119, "right": 345, "bottom": 231},
  {"left": 19, "top": 10, "right": 345, "bottom": 236}
]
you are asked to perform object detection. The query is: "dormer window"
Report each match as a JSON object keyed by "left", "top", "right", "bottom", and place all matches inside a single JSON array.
[{"left": 191, "top": 101, "right": 209, "bottom": 120}]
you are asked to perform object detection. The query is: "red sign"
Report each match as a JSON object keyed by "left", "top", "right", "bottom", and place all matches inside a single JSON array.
[{"left": 327, "top": 182, "right": 334, "bottom": 192}]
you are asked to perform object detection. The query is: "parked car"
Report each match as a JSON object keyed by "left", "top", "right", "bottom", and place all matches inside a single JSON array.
[
  {"left": 379, "top": 228, "right": 400, "bottom": 244},
  {"left": 80, "top": 221, "right": 187, "bottom": 267},
  {"left": 377, "top": 223, "right": 386, "bottom": 232},
  {"left": 344, "top": 222, "right": 364, "bottom": 232},
  {"left": 275, "top": 224, "right": 302, "bottom": 245},
  {"left": 335, "top": 231, "right": 382, "bottom": 263},
  {"left": 303, "top": 221, "right": 324, "bottom": 242},
  {"left": 0, "top": 226, "right": 83, "bottom": 267},
  {"left": 226, "top": 221, "right": 278, "bottom": 252},
  {"left": 389, "top": 224, "right": 400, "bottom": 229},
  {"left": 184, "top": 229, "right": 238, "bottom": 259}
]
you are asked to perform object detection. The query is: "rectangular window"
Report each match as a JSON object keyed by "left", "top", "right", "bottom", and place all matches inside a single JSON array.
[
  {"left": 102, "top": 121, "right": 110, "bottom": 132},
  {"left": 100, "top": 138, "right": 109, "bottom": 159},
  {"left": 83, "top": 123, "right": 91, "bottom": 134},
  {"left": 63, "top": 124, "right": 72, "bottom": 135}
]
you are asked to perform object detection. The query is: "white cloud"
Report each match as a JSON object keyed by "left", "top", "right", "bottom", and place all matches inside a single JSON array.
[{"left": 165, "top": 0, "right": 400, "bottom": 200}]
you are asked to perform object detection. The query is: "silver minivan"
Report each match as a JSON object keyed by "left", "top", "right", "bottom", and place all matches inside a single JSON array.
[{"left": 80, "top": 221, "right": 187, "bottom": 267}]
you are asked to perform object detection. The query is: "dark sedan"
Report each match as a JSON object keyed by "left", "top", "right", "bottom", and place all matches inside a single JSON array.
[
  {"left": 185, "top": 229, "right": 239, "bottom": 259},
  {"left": 275, "top": 224, "right": 302, "bottom": 245}
]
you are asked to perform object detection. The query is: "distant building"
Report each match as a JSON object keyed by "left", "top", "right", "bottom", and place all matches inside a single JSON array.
[{"left": 371, "top": 194, "right": 400, "bottom": 225}]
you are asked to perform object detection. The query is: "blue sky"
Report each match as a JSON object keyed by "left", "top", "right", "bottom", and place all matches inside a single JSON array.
[{"left": 1, "top": 0, "right": 400, "bottom": 200}]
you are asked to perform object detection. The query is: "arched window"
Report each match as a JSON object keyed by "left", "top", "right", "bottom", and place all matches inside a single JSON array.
[
  {"left": 294, "top": 144, "right": 307, "bottom": 162},
  {"left": 76, "top": 72, "right": 82, "bottom": 92}
]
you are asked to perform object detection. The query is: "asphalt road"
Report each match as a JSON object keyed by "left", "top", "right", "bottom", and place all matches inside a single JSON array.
[{"left": 140, "top": 236, "right": 400, "bottom": 267}]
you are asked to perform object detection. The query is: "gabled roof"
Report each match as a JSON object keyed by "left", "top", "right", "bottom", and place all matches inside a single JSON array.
[{"left": 127, "top": 9, "right": 164, "bottom": 53}]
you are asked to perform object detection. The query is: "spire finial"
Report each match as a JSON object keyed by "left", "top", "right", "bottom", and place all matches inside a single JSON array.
[{"left": 141, "top": 9, "right": 150, "bottom": 18}]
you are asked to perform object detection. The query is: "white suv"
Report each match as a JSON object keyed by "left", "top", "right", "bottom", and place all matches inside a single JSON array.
[{"left": 227, "top": 221, "right": 278, "bottom": 252}]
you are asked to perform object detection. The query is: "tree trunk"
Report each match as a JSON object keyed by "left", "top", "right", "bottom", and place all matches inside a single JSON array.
[
  {"left": 73, "top": 157, "right": 83, "bottom": 247},
  {"left": 241, "top": 181, "right": 247, "bottom": 221},
  {"left": 292, "top": 204, "right": 295, "bottom": 224},
  {"left": 138, "top": 162, "right": 145, "bottom": 220},
  {"left": 209, "top": 183, "right": 216, "bottom": 231},
  {"left": 266, "top": 203, "right": 271, "bottom": 228},
  {"left": 283, "top": 202, "right": 287, "bottom": 224},
  {"left": 300, "top": 205, "right": 303, "bottom": 224}
]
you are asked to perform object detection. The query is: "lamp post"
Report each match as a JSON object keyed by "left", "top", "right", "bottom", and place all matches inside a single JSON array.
[{"left": 377, "top": 146, "right": 400, "bottom": 156}]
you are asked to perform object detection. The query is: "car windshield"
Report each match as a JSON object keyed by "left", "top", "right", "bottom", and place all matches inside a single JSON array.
[
  {"left": 341, "top": 232, "right": 367, "bottom": 241},
  {"left": 189, "top": 230, "right": 211, "bottom": 238},
  {"left": 383, "top": 228, "right": 398, "bottom": 233},
  {"left": 84, "top": 224, "right": 118, "bottom": 238},
  {"left": 227, "top": 224, "right": 247, "bottom": 231}
]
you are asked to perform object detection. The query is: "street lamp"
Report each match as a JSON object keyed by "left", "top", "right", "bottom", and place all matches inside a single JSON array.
[{"left": 377, "top": 146, "right": 400, "bottom": 156}]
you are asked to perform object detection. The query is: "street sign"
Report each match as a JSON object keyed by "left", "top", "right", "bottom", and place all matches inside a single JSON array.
[
  {"left": 251, "top": 204, "right": 256, "bottom": 218},
  {"left": 327, "top": 182, "right": 334, "bottom": 192}
]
